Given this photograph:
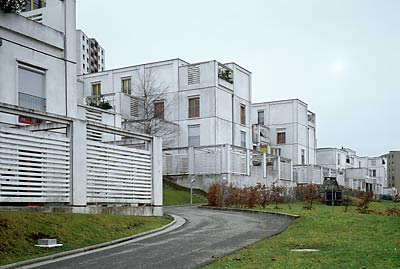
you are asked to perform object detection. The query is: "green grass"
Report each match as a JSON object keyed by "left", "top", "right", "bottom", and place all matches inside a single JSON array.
[
  {"left": 163, "top": 179, "right": 207, "bottom": 206},
  {"left": 204, "top": 201, "right": 400, "bottom": 269},
  {"left": 0, "top": 211, "right": 170, "bottom": 266}
]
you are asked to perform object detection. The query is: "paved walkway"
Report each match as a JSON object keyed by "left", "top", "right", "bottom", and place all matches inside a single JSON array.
[{"left": 27, "top": 206, "right": 293, "bottom": 269}]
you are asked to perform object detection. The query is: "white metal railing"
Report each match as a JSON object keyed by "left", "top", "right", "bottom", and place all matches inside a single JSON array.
[
  {"left": 86, "top": 140, "right": 152, "bottom": 204},
  {"left": 231, "top": 147, "right": 247, "bottom": 174},
  {"left": 280, "top": 161, "right": 291, "bottom": 180},
  {"left": 194, "top": 147, "right": 222, "bottom": 174},
  {"left": 163, "top": 150, "right": 189, "bottom": 175},
  {"left": 0, "top": 127, "right": 70, "bottom": 203},
  {"left": 18, "top": 92, "right": 46, "bottom": 111}
]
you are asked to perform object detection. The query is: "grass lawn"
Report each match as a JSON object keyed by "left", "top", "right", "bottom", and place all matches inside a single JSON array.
[
  {"left": 204, "top": 200, "right": 400, "bottom": 269},
  {"left": 0, "top": 211, "right": 170, "bottom": 266},
  {"left": 163, "top": 179, "right": 207, "bottom": 206}
]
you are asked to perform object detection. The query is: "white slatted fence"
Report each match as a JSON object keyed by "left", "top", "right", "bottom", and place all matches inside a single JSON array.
[
  {"left": 87, "top": 141, "right": 152, "bottom": 204},
  {"left": 0, "top": 127, "right": 70, "bottom": 203}
]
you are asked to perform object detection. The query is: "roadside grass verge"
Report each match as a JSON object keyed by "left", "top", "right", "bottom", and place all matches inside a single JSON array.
[
  {"left": 0, "top": 211, "right": 170, "bottom": 266},
  {"left": 204, "top": 201, "right": 400, "bottom": 269},
  {"left": 163, "top": 179, "right": 207, "bottom": 206}
]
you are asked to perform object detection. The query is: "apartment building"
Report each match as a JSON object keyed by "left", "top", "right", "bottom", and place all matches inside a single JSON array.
[
  {"left": 0, "top": 1, "right": 163, "bottom": 213},
  {"left": 76, "top": 30, "right": 105, "bottom": 75},
  {"left": 316, "top": 147, "right": 388, "bottom": 195},
  {"left": 387, "top": 151, "right": 400, "bottom": 190},
  {"left": 80, "top": 59, "right": 252, "bottom": 149},
  {"left": 251, "top": 99, "right": 317, "bottom": 165},
  {"left": 0, "top": 0, "right": 78, "bottom": 122}
]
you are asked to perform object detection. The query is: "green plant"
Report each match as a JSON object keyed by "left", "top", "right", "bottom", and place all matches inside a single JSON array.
[{"left": 0, "top": 0, "right": 25, "bottom": 13}]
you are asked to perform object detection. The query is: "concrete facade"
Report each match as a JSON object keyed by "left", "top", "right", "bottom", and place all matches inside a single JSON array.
[
  {"left": 80, "top": 59, "right": 253, "bottom": 150},
  {"left": 0, "top": 0, "right": 78, "bottom": 122},
  {"left": 251, "top": 99, "right": 317, "bottom": 166}
]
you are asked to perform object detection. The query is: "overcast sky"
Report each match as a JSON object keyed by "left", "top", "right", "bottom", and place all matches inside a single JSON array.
[{"left": 76, "top": 0, "right": 400, "bottom": 157}]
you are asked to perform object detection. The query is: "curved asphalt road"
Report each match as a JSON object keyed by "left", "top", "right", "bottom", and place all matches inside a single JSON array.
[{"left": 28, "top": 206, "right": 293, "bottom": 269}]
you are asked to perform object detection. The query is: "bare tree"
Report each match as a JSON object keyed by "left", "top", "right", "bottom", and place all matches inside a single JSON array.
[
  {"left": 124, "top": 69, "right": 177, "bottom": 145},
  {"left": 0, "top": 0, "right": 25, "bottom": 13}
]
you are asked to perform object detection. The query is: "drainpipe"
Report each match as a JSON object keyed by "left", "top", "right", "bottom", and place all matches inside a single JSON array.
[
  {"left": 64, "top": 0, "right": 68, "bottom": 116},
  {"left": 231, "top": 93, "right": 234, "bottom": 145}
]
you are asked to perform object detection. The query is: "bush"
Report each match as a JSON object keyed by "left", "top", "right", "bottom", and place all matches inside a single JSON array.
[
  {"left": 384, "top": 207, "right": 400, "bottom": 217},
  {"left": 303, "top": 184, "right": 320, "bottom": 210},
  {"left": 357, "top": 191, "right": 373, "bottom": 213},
  {"left": 207, "top": 183, "right": 221, "bottom": 206}
]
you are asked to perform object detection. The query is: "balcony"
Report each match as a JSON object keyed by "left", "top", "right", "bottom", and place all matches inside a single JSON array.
[
  {"left": 308, "top": 111, "right": 316, "bottom": 128},
  {"left": 252, "top": 124, "right": 270, "bottom": 145}
]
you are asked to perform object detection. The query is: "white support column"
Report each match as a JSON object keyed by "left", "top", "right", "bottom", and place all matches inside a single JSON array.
[
  {"left": 246, "top": 149, "right": 251, "bottom": 176},
  {"left": 221, "top": 145, "right": 231, "bottom": 174},
  {"left": 290, "top": 160, "right": 293, "bottom": 182},
  {"left": 70, "top": 119, "right": 87, "bottom": 206},
  {"left": 262, "top": 153, "right": 267, "bottom": 178},
  {"left": 188, "top": 147, "right": 195, "bottom": 175},
  {"left": 221, "top": 144, "right": 231, "bottom": 183},
  {"left": 152, "top": 136, "right": 163, "bottom": 208},
  {"left": 277, "top": 156, "right": 281, "bottom": 180}
]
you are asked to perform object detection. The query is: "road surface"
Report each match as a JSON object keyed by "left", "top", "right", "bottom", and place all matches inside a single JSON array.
[{"left": 28, "top": 206, "right": 293, "bottom": 269}]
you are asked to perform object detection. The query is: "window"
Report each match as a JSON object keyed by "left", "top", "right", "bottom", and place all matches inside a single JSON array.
[
  {"left": 91, "top": 83, "right": 101, "bottom": 96},
  {"left": 338, "top": 154, "right": 341, "bottom": 165},
  {"left": 83, "top": 63, "right": 85, "bottom": 69},
  {"left": 272, "top": 148, "right": 281, "bottom": 156},
  {"left": 18, "top": 64, "right": 46, "bottom": 124},
  {"left": 82, "top": 35, "right": 85, "bottom": 41},
  {"left": 277, "top": 130, "right": 286, "bottom": 144},
  {"left": 154, "top": 100, "right": 164, "bottom": 120},
  {"left": 240, "top": 104, "right": 246, "bottom": 125},
  {"left": 25, "top": 0, "right": 46, "bottom": 11},
  {"left": 371, "top": 160, "right": 376, "bottom": 166},
  {"left": 18, "top": 65, "right": 46, "bottom": 111},
  {"left": 121, "top": 78, "right": 131, "bottom": 95},
  {"left": 188, "top": 96, "right": 200, "bottom": 118},
  {"left": 301, "top": 149, "right": 305, "bottom": 165},
  {"left": 83, "top": 54, "right": 85, "bottom": 60},
  {"left": 257, "top": 110, "right": 264, "bottom": 125},
  {"left": 372, "top": 170, "right": 376, "bottom": 177},
  {"left": 188, "top": 125, "right": 200, "bottom": 147},
  {"left": 240, "top": 131, "right": 246, "bottom": 148},
  {"left": 82, "top": 45, "right": 85, "bottom": 50}
]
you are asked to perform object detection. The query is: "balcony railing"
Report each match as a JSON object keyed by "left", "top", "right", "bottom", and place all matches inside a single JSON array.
[{"left": 18, "top": 92, "right": 46, "bottom": 111}]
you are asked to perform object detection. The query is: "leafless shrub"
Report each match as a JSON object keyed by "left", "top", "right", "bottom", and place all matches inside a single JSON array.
[{"left": 357, "top": 191, "right": 374, "bottom": 213}]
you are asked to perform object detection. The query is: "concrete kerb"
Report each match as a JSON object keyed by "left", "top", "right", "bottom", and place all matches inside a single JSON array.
[
  {"left": 0, "top": 214, "right": 186, "bottom": 269},
  {"left": 198, "top": 205, "right": 300, "bottom": 219}
]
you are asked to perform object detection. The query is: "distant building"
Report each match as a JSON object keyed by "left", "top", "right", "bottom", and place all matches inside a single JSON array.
[
  {"left": 316, "top": 147, "right": 388, "bottom": 195},
  {"left": 251, "top": 99, "right": 317, "bottom": 166},
  {"left": 76, "top": 30, "right": 105, "bottom": 75},
  {"left": 387, "top": 151, "right": 400, "bottom": 190}
]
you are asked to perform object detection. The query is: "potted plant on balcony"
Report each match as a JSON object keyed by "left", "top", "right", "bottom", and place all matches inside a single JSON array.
[{"left": 86, "top": 95, "right": 112, "bottom": 110}]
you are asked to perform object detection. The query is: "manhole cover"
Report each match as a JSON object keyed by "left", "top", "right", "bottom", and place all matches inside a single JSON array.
[{"left": 290, "top": 249, "right": 319, "bottom": 252}]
